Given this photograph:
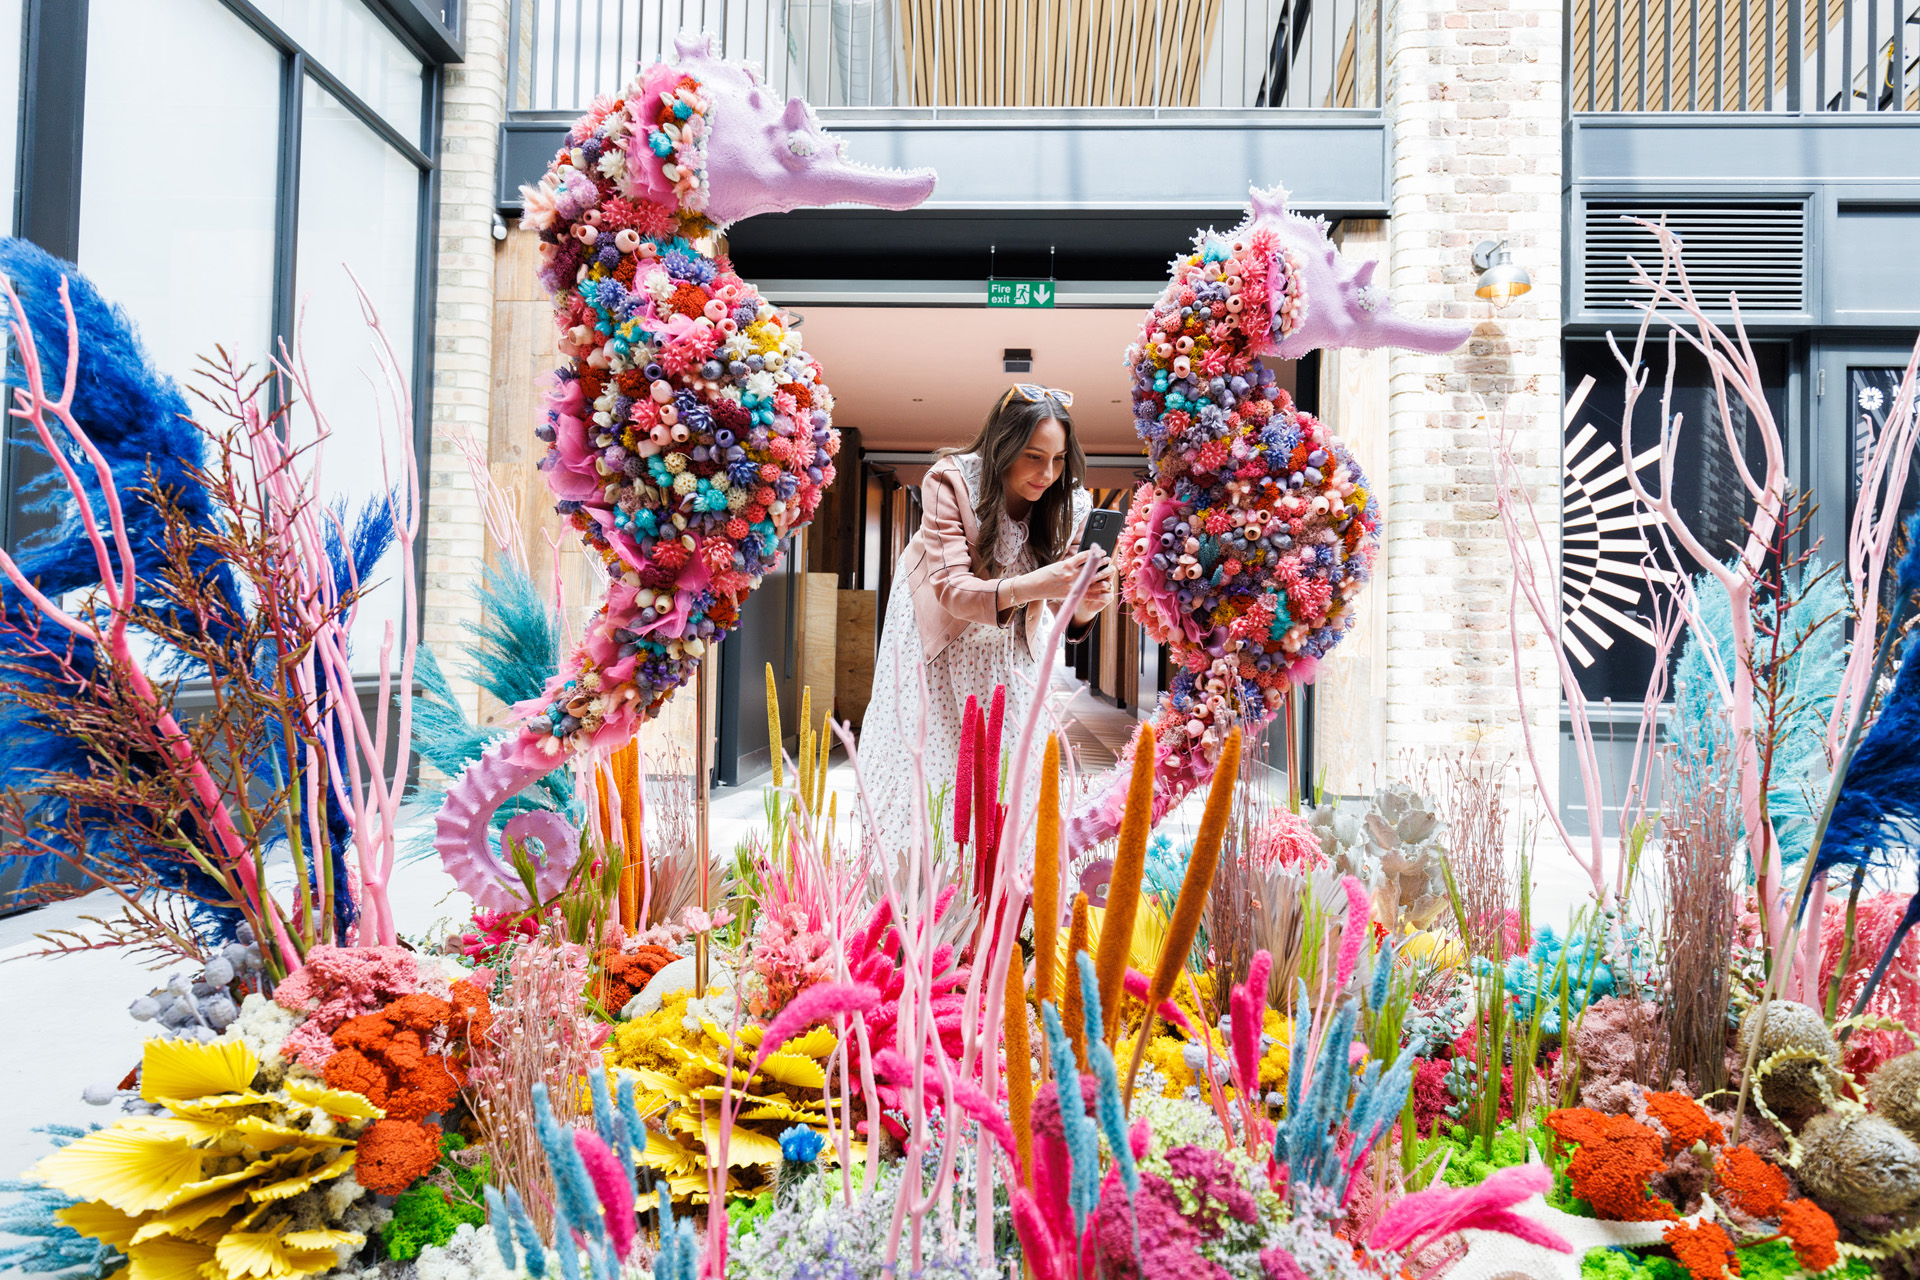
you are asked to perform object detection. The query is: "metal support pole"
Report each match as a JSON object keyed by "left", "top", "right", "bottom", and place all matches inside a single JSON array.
[{"left": 693, "top": 654, "right": 713, "bottom": 994}]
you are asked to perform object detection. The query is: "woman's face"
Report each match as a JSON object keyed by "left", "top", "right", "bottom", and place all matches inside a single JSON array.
[{"left": 1005, "top": 417, "right": 1068, "bottom": 505}]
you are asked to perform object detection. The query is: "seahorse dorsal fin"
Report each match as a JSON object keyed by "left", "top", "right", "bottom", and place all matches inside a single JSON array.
[
  {"left": 674, "top": 30, "right": 717, "bottom": 61},
  {"left": 1248, "top": 184, "right": 1290, "bottom": 221}
]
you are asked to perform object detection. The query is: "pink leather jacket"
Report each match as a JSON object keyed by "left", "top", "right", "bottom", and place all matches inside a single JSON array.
[{"left": 895, "top": 455, "right": 1084, "bottom": 662}]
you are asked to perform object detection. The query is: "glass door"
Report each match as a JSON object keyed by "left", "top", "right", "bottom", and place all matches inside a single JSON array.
[{"left": 1812, "top": 339, "right": 1920, "bottom": 606}]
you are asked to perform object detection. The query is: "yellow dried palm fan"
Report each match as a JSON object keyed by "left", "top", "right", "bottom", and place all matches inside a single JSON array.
[
  {"left": 36, "top": 1037, "right": 376, "bottom": 1280},
  {"left": 1051, "top": 900, "right": 1171, "bottom": 1005}
]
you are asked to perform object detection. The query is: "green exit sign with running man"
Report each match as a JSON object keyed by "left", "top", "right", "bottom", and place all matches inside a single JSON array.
[{"left": 987, "top": 279, "right": 1055, "bottom": 308}]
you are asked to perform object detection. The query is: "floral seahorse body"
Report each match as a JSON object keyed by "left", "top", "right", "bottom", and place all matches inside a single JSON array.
[
  {"left": 435, "top": 35, "right": 933, "bottom": 910},
  {"left": 1065, "top": 187, "right": 1471, "bottom": 853}
]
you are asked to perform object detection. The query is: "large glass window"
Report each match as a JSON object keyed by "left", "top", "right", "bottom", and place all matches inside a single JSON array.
[
  {"left": 0, "top": 0, "right": 22, "bottom": 235},
  {"left": 254, "top": 0, "right": 426, "bottom": 141},
  {"left": 78, "top": 0, "right": 281, "bottom": 378},
  {"left": 295, "top": 77, "right": 423, "bottom": 664}
]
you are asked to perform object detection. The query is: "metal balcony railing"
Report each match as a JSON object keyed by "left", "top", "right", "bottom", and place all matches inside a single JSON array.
[
  {"left": 504, "top": 0, "right": 1383, "bottom": 115},
  {"left": 1568, "top": 0, "right": 1920, "bottom": 109}
]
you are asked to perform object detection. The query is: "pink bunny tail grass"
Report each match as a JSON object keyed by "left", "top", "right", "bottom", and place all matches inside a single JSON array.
[
  {"left": 873, "top": 1048, "right": 1018, "bottom": 1165},
  {"left": 1334, "top": 875, "right": 1371, "bottom": 991},
  {"left": 1011, "top": 1189, "right": 1070, "bottom": 1280},
  {"left": 1231, "top": 950, "right": 1274, "bottom": 1093},
  {"left": 571, "top": 1129, "right": 636, "bottom": 1260},
  {"left": 748, "top": 981, "right": 881, "bottom": 1080},
  {"left": 1122, "top": 968, "right": 1194, "bottom": 1035},
  {"left": 1368, "top": 1164, "right": 1569, "bottom": 1260}
]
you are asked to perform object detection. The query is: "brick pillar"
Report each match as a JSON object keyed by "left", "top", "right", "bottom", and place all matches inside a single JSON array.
[
  {"left": 422, "top": 0, "right": 512, "bottom": 717},
  {"left": 1383, "top": 0, "right": 1564, "bottom": 780}
]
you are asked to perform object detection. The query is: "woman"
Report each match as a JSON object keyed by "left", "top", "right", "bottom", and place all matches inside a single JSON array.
[{"left": 859, "top": 385, "right": 1114, "bottom": 860}]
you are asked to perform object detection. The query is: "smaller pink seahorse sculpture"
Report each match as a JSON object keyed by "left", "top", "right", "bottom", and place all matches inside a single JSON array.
[
  {"left": 1065, "top": 186, "right": 1470, "bottom": 854},
  {"left": 434, "top": 35, "right": 934, "bottom": 911}
]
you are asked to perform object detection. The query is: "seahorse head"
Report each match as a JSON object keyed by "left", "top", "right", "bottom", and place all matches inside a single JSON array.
[
  {"left": 1238, "top": 184, "right": 1471, "bottom": 360},
  {"left": 667, "top": 32, "right": 937, "bottom": 226}
]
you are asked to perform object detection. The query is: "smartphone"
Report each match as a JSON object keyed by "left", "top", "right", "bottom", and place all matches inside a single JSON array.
[{"left": 1078, "top": 508, "right": 1125, "bottom": 560}]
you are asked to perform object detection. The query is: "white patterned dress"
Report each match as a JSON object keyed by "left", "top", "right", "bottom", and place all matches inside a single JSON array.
[{"left": 857, "top": 454, "right": 1090, "bottom": 862}]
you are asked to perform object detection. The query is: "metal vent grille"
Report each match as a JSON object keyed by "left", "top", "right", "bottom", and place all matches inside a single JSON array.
[{"left": 1582, "top": 201, "right": 1807, "bottom": 314}]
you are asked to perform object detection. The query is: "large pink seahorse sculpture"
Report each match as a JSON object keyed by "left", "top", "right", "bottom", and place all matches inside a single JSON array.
[
  {"left": 1064, "top": 186, "right": 1470, "bottom": 853},
  {"left": 435, "top": 35, "right": 934, "bottom": 910}
]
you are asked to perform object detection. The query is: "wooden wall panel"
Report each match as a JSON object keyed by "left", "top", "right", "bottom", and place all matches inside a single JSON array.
[
  {"left": 1311, "top": 219, "right": 1389, "bottom": 799},
  {"left": 896, "top": 0, "right": 1224, "bottom": 106},
  {"left": 836, "top": 590, "right": 878, "bottom": 728}
]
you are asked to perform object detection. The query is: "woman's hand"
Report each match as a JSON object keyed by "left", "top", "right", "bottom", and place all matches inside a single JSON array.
[
  {"left": 1010, "top": 548, "right": 1101, "bottom": 606},
  {"left": 1071, "top": 553, "right": 1117, "bottom": 626}
]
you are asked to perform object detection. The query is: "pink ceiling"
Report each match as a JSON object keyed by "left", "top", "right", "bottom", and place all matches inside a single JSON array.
[{"left": 794, "top": 306, "right": 1151, "bottom": 454}]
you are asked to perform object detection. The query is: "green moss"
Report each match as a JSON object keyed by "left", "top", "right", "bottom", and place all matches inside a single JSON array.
[
  {"left": 1414, "top": 1121, "right": 1546, "bottom": 1187},
  {"left": 726, "top": 1191, "right": 775, "bottom": 1242},
  {"left": 1579, "top": 1240, "right": 1874, "bottom": 1280},
  {"left": 382, "top": 1134, "right": 489, "bottom": 1261}
]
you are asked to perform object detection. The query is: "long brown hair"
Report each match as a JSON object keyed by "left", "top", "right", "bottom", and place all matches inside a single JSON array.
[{"left": 937, "top": 388, "right": 1086, "bottom": 577}]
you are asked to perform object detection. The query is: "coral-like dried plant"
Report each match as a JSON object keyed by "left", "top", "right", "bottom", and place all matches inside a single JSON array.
[
  {"left": 465, "top": 923, "right": 599, "bottom": 1231},
  {"left": 1436, "top": 751, "right": 1513, "bottom": 962},
  {"left": 1659, "top": 744, "right": 1740, "bottom": 1095}
]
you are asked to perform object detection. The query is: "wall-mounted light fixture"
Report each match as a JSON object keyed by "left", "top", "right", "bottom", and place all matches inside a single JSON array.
[{"left": 1472, "top": 240, "right": 1532, "bottom": 306}]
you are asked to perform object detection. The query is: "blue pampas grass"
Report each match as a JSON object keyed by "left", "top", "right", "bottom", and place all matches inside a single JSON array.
[
  {"left": 1671, "top": 563, "right": 1847, "bottom": 874},
  {"left": 1824, "top": 627, "right": 1920, "bottom": 885},
  {"left": 408, "top": 559, "right": 571, "bottom": 859}
]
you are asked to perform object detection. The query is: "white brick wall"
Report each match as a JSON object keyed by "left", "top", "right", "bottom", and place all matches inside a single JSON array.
[
  {"left": 1383, "top": 0, "right": 1564, "bottom": 778},
  {"left": 422, "top": 0, "right": 512, "bottom": 717}
]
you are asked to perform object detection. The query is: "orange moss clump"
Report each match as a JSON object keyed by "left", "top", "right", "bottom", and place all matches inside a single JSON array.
[
  {"left": 1663, "top": 1220, "right": 1739, "bottom": 1279},
  {"left": 1714, "top": 1144, "right": 1790, "bottom": 1219},
  {"left": 356, "top": 1118, "right": 444, "bottom": 1195},
  {"left": 598, "top": 945, "right": 678, "bottom": 1012},
  {"left": 1645, "top": 1091, "right": 1726, "bottom": 1150},
  {"left": 1546, "top": 1107, "right": 1678, "bottom": 1222},
  {"left": 1777, "top": 1198, "right": 1839, "bottom": 1273},
  {"left": 323, "top": 981, "right": 491, "bottom": 1196}
]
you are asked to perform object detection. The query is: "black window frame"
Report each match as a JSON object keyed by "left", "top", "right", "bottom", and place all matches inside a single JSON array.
[{"left": 2, "top": 0, "right": 461, "bottom": 634}]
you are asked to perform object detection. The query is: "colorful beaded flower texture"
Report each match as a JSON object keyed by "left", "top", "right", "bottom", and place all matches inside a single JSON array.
[
  {"left": 1113, "top": 222, "right": 1381, "bottom": 793},
  {"left": 516, "top": 65, "right": 838, "bottom": 757}
]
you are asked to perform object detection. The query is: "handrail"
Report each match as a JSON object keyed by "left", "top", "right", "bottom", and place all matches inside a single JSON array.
[
  {"left": 504, "top": 0, "right": 1384, "bottom": 115},
  {"left": 1567, "top": 0, "right": 1918, "bottom": 110}
]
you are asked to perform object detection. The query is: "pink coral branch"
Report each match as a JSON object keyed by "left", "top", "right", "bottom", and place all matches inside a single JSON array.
[{"left": 0, "top": 271, "right": 299, "bottom": 969}]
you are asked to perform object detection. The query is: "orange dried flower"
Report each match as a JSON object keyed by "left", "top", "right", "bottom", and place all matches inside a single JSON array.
[
  {"left": 1714, "top": 1144, "right": 1790, "bottom": 1219},
  {"left": 1663, "top": 1220, "right": 1740, "bottom": 1279},
  {"left": 598, "top": 944, "right": 678, "bottom": 1012},
  {"left": 1778, "top": 1198, "right": 1839, "bottom": 1273},
  {"left": 1546, "top": 1107, "right": 1678, "bottom": 1222},
  {"left": 355, "top": 1118, "right": 443, "bottom": 1195},
  {"left": 1646, "top": 1092, "right": 1727, "bottom": 1150}
]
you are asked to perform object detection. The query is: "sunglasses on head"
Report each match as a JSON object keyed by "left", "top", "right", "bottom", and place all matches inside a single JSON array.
[{"left": 1010, "top": 383, "right": 1074, "bottom": 408}]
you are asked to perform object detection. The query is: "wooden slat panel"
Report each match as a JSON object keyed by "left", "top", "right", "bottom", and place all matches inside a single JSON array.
[{"left": 898, "top": 0, "right": 1225, "bottom": 105}]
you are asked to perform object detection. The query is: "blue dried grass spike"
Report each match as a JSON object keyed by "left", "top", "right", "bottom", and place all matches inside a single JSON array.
[
  {"left": 532, "top": 1083, "right": 602, "bottom": 1257},
  {"left": 483, "top": 1185, "right": 517, "bottom": 1273},
  {"left": 1368, "top": 939, "right": 1395, "bottom": 1012},
  {"left": 506, "top": 1186, "right": 548, "bottom": 1278},
  {"left": 1040, "top": 1000, "right": 1101, "bottom": 1240},
  {"left": 1075, "top": 952, "right": 1138, "bottom": 1197}
]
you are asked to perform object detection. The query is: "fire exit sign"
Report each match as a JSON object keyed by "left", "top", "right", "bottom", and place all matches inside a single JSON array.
[{"left": 987, "top": 279, "right": 1055, "bottom": 308}]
